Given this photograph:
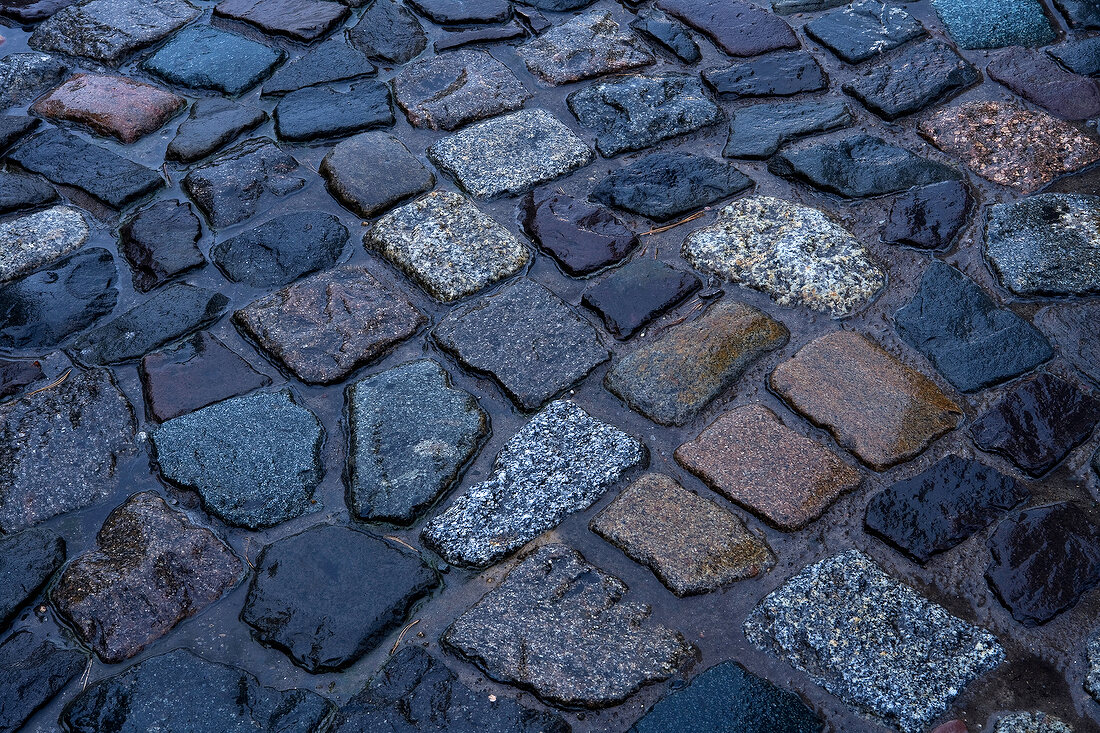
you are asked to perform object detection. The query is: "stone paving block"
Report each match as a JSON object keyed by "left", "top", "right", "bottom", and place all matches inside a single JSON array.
[
  {"left": 0, "top": 205, "right": 88, "bottom": 283},
  {"left": 347, "top": 0, "right": 427, "bottom": 64},
  {"left": 843, "top": 40, "right": 979, "bottom": 120},
  {"left": 0, "top": 629, "right": 86, "bottom": 732},
  {"left": 0, "top": 359, "right": 44, "bottom": 402},
  {"left": 118, "top": 200, "right": 204, "bottom": 291},
  {"left": 408, "top": 0, "right": 510, "bottom": 24},
  {"left": 805, "top": 0, "right": 924, "bottom": 63},
  {"left": 582, "top": 258, "right": 700, "bottom": 339},
  {"left": 517, "top": 11, "right": 654, "bottom": 85},
  {"left": 433, "top": 22, "right": 526, "bottom": 51},
  {"left": 523, "top": 192, "right": 637, "bottom": 276},
  {"left": 0, "top": 116, "right": 42, "bottom": 155},
  {"left": 988, "top": 46, "right": 1100, "bottom": 121},
  {"left": 1056, "top": 0, "right": 1100, "bottom": 27},
  {"left": 994, "top": 712, "right": 1075, "bottom": 733},
  {"left": 211, "top": 211, "right": 348, "bottom": 287},
  {"left": 0, "top": 171, "right": 55, "bottom": 216},
  {"left": 0, "top": 528, "right": 65, "bottom": 631},
  {"left": 723, "top": 99, "right": 852, "bottom": 159},
  {"left": 261, "top": 36, "right": 376, "bottom": 97},
  {"left": 1, "top": 0, "right": 76, "bottom": 23},
  {"left": 930, "top": 0, "right": 1055, "bottom": 48},
  {"left": 1048, "top": 37, "right": 1100, "bottom": 75},
  {"left": 630, "top": 9, "right": 700, "bottom": 63},
  {"left": 166, "top": 99, "right": 268, "bottom": 164},
  {"left": 320, "top": 131, "right": 434, "bottom": 219},
  {"left": 0, "top": 53, "right": 67, "bottom": 109},
  {"left": 883, "top": 180, "right": 971, "bottom": 250},
  {"left": 213, "top": 0, "right": 348, "bottom": 42},
  {"left": 29, "top": 0, "right": 200, "bottom": 65},
  {"left": 274, "top": 81, "right": 393, "bottom": 142},
  {"left": 703, "top": 51, "right": 826, "bottom": 98},
  {"left": 656, "top": 0, "right": 798, "bottom": 56},
  {"left": 1035, "top": 304, "right": 1100, "bottom": 385},
  {"left": 143, "top": 25, "right": 285, "bottom": 97}
]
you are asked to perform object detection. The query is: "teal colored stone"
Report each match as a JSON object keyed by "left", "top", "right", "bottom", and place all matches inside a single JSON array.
[
  {"left": 143, "top": 25, "right": 285, "bottom": 96},
  {"left": 931, "top": 0, "right": 1055, "bottom": 49}
]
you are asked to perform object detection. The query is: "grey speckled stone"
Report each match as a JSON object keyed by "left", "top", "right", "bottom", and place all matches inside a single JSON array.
[
  {"left": 422, "top": 400, "right": 645, "bottom": 568},
  {"left": 683, "top": 196, "right": 885, "bottom": 317},
  {"left": 518, "top": 11, "right": 654, "bottom": 85},
  {"left": 930, "top": 0, "right": 1055, "bottom": 49},
  {"left": 724, "top": 99, "right": 852, "bottom": 160},
  {"left": 30, "top": 0, "right": 200, "bottom": 65},
  {"left": 0, "top": 205, "right": 89, "bottom": 284},
  {"left": 365, "top": 191, "right": 528, "bottom": 302},
  {"left": 428, "top": 109, "right": 592, "bottom": 199},
  {"left": 744, "top": 550, "right": 1004, "bottom": 733},
  {"left": 0, "top": 53, "right": 68, "bottom": 110},
  {"left": 154, "top": 390, "right": 324, "bottom": 529},
  {"left": 995, "top": 712, "right": 1075, "bottom": 733},
  {"left": 1086, "top": 630, "right": 1100, "bottom": 703},
  {"left": 442, "top": 543, "right": 691, "bottom": 706},
  {"left": 348, "top": 360, "right": 487, "bottom": 524}
]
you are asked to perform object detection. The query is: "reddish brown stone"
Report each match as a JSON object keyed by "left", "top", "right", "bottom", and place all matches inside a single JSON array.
[
  {"left": 932, "top": 722, "right": 968, "bottom": 733},
  {"left": 675, "top": 404, "right": 861, "bottom": 530},
  {"left": 769, "top": 331, "right": 961, "bottom": 471},
  {"left": 32, "top": 73, "right": 184, "bottom": 144}
]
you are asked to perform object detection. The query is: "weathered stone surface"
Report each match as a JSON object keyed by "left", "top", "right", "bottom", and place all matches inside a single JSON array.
[
  {"left": 988, "top": 47, "right": 1100, "bottom": 121},
  {"left": 0, "top": 116, "right": 41, "bottom": 154},
  {"left": 630, "top": 9, "right": 700, "bottom": 63},
  {"left": 1056, "top": 0, "right": 1100, "bottom": 27},
  {"left": 143, "top": 25, "right": 285, "bottom": 97},
  {"left": 1048, "top": 37, "right": 1100, "bottom": 75},
  {"left": 770, "top": 331, "right": 961, "bottom": 471},
  {"left": 703, "top": 51, "right": 826, "bottom": 98},
  {"left": 518, "top": 11, "right": 654, "bottom": 85},
  {"left": 433, "top": 22, "right": 526, "bottom": 51},
  {"left": 516, "top": 0, "right": 591, "bottom": 10},
  {"left": 0, "top": 368, "right": 135, "bottom": 533},
  {"left": 443, "top": 544, "right": 692, "bottom": 706},
  {"left": 995, "top": 712, "right": 1074, "bottom": 733},
  {"left": 69, "top": 283, "right": 228, "bottom": 365},
  {"left": 365, "top": 191, "right": 528, "bottom": 302},
  {"left": 51, "top": 492, "right": 242, "bottom": 662},
  {"left": 582, "top": 258, "right": 699, "bottom": 339},
  {"left": 656, "top": 0, "right": 798, "bottom": 57},
  {"left": 214, "top": 0, "right": 347, "bottom": 41},
  {"left": 931, "top": 0, "right": 1054, "bottom": 48},
  {"left": 167, "top": 98, "right": 267, "bottom": 165},
  {"left": 0, "top": 204, "right": 88, "bottom": 283},
  {"left": 0, "top": 629, "right": 86, "bottom": 732},
  {"left": 676, "top": 404, "right": 861, "bottom": 530},
  {"left": 682, "top": 196, "right": 885, "bottom": 317},
  {"left": 154, "top": 390, "right": 323, "bottom": 527},
  {"left": 31, "top": 70, "right": 182, "bottom": 143},
  {"left": 568, "top": 73, "right": 721, "bottom": 157},
  {"left": 408, "top": 0, "right": 508, "bottom": 23},
  {"left": 773, "top": 0, "right": 846, "bottom": 12},
  {"left": 261, "top": 36, "right": 376, "bottom": 97},
  {"left": 320, "top": 131, "right": 434, "bottom": 218},
  {"left": 29, "top": 0, "right": 200, "bottom": 65},
  {"left": 1035, "top": 304, "right": 1100, "bottom": 385},
  {"left": 428, "top": 109, "right": 592, "bottom": 198},
  {"left": 274, "top": 81, "right": 393, "bottom": 142},
  {"left": 523, "top": 192, "right": 637, "bottom": 276},
  {"left": 61, "top": 648, "right": 334, "bottom": 732},
  {"left": 0, "top": 359, "right": 43, "bottom": 402},
  {"left": 606, "top": 300, "right": 787, "bottom": 426},
  {"left": 434, "top": 279, "right": 608, "bottom": 410},
  {"left": 883, "top": 180, "right": 971, "bottom": 250},
  {"left": 866, "top": 456, "right": 1027, "bottom": 563},
  {"left": 393, "top": 49, "right": 530, "bottom": 131},
  {"left": 423, "top": 401, "right": 645, "bottom": 567},
  {"left": 592, "top": 473, "right": 775, "bottom": 596},
  {"left": 1087, "top": 630, "right": 1100, "bottom": 702},
  {"left": 745, "top": 550, "right": 1004, "bottom": 733},
  {"left": 895, "top": 262, "right": 1051, "bottom": 392},
  {"left": 0, "top": 53, "right": 67, "bottom": 109},
  {"left": 243, "top": 525, "right": 437, "bottom": 672},
  {"left": 0, "top": 528, "right": 64, "bottom": 630},
  {"left": 972, "top": 373, "right": 1100, "bottom": 477},
  {"left": 723, "top": 99, "right": 852, "bottom": 159},
  {"left": 805, "top": 0, "right": 923, "bottom": 63},
  {"left": 234, "top": 266, "right": 425, "bottom": 384},
  {"left": 118, "top": 200, "right": 204, "bottom": 291},
  {"left": 212, "top": 211, "right": 348, "bottom": 287},
  {"left": 987, "top": 502, "right": 1100, "bottom": 625},
  {"left": 843, "top": 40, "right": 978, "bottom": 121},
  {"left": 348, "top": 359, "right": 487, "bottom": 524},
  {"left": 348, "top": 0, "right": 426, "bottom": 64},
  {"left": 0, "top": 0, "right": 76, "bottom": 23}
]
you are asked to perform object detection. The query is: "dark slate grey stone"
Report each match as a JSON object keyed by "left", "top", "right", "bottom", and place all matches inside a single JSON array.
[
  {"left": 0, "top": 53, "right": 68, "bottom": 110},
  {"left": 522, "top": 192, "right": 638, "bottom": 276},
  {"left": 0, "top": 528, "right": 65, "bottom": 631},
  {"left": 213, "top": 0, "right": 348, "bottom": 42},
  {"left": 348, "top": 359, "right": 487, "bottom": 524},
  {"left": 516, "top": 0, "right": 592, "bottom": 10},
  {"left": 0, "top": 116, "right": 41, "bottom": 154},
  {"left": 930, "top": 0, "right": 1056, "bottom": 49},
  {"left": 348, "top": 0, "right": 427, "bottom": 64},
  {"left": 590, "top": 152, "right": 753, "bottom": 222},
  {"left": 723, "top": 99, "right": 852, "bottom": 159},
  {"left": 1035, "top": 304, "right": 1100, "bottom": 385},
  {"left": 211, "top": 211, "right": 348, "bottom": 287},
  {"left": 433, "top": 22, "right": 527, "bottom": 51},
  {"left": 0, "top": 171, "right": 58, "bottom": 216},
  {"left": 630, "top": 9, "right": 700, "bottom": 63},
  {"left": 274, "top": 81, "right": 393, "bottom": 142},
  {"left": 61, "top": 648, "right": 334, "bottom": 732},
  {"left": 866, "top": 455, "right": 1028, "bottom": 563},
  {"left": 118, "top": 200, "right": 205, "bottom": 292},
  {"left": 1048, "top": 37, "right": 1100, "bottom": 75},
  {"left": 407, "top": 0, "right": 509, "bottom": 24},
  {"left": 143, "top": 25, "right": 285, "bottom": 96},
  {"left": 894, "top": 262, "right": 1052, "bottom": 392},
  {"left": 773, "top": 0, "right": 846, "bottom": 11},
  {"left": 242, "top": 525, "right": 437, "bottom": 672},
  {"left": 0, "top": 629, "right": 87, "bottom": 732},
  {"left": 514, "top": 5, "right": 551, "bottom": 30},
  {"left": 655, "top": 0, "right": 798, "bottom": 57},
  {"left": 582, "top": 259, "right": 700, "bottom": 339},
  {"left": 0, "top": 0, "right": 77, "bottom": 23},
  {"left": 988, "top": 46, "right": 1100, "bottom": 121},
  {"left": 883, "top": 180, "right": 971, "bottom": 250},
  {"left": 261, "top": 36, "right": 376, "bottom": 97},
  {"left": 805, "top": 0, "right": 924, "bottom": 64},
  {"left": 843, "top": 39, "right": 979, "bottom": 120},
  {"left": 320, "top": 132, "right": 434, "bottom": 218},
  {"left": 0, "top": 359, "right": 43, "bottom": 402},
  {"left": 1055, "top": 0, "right": 1100, "bottom": 27},
  {"left": 703, "top": 51, "right": 827, "bottom": 98},
  {"left": 167, "top": 99, "right": 268, "bottom": 164}
]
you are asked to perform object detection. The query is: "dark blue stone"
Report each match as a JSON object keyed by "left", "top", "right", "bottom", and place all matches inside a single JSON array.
[
  {"left": 261, "top": 36, "right": 376, "bottom": 97},
  {"left": 274, "top": 81, "right": 394, "bottom": 142},
  {"left": 0, "top": 170, "right": 57, "bottom": 215},
  {"left": 143, "top": 25, "right": 285, "bottom": 96},
  {"left": 882, "top": 180, "right": 971, "bottom": 250},
  {"left": 703, "top": 52, "right": 826, "bottom": 98},
  {"left": 0, "top": 528, "right": 65, "bottom": 631},
  {"left": 805, "top": 0, "right": 924, "bottom": 64},
  {"left": 211, "top": 211, "right": 348, "bottom": 287}
]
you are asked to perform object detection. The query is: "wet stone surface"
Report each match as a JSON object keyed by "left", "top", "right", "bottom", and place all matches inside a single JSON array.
[
  {"left": 407, "top": 0, "right": 510, "bottom": 24},
  {"left": 0, "top": 173, "right": 53, "bottom": 216},
  {"left": 517, "top": 11, "right": 654, "bottom": 85},
  {"left": 805, "top": 0, "right": 924, "bottom": 64},
  {"left": 988, "top": 47, "right": 1100, "bottom": 121},
  {"left": 655, "top": 0, "right": 797, "bottom": 57},
  {"left": 702, "top": 51, "right": 827, "bottom": 98},
  {"left": 0, "top": 358, "right": 44, "bottom": 401},
  {"left": 0, "top": 204, "right": 88, "bottom": 283},
  {"left": 523, "top": 192, "right": 637, "bottom": 276},
  {"left": 261, "top": 36, "right": 376, "bottom": 97},
  {"left": 211, "top": 211, "right": 348, "bottom": 287},
  {"left": 213, "top": 0, "right": 348, "bottom": 42},
  {"left": 166, "top": 99, "right": 268, "bottom": 165},
  {"left": 930, "top": 0, "right": 1055, "bottom": 49},
  {"left": 0, "top": 527, "right": 65, "bottom": 630},
  {"left": 347, "top": 0, "right": 426, "bottom": 64},
  {"left": 320, "top": 131, "right": 433, "bottom": 218},
  {"left": 0, "top": 115, "right": 41, "bottom": 154},
  {"left": 883, "top": 180, "right": 971, "bottom": 250},
  {"left": 117, "top": 200, "right": 204, "bottom": 291},
  {"left": 1035, "top": 304, "right": 1100, "bottom": 385},
  {"left": 1048, "top": 36, "right": 1100, "bottom": 75},
  {"left": 582, "top": 258, "right": 699, "bottom": 338},
  {"left": 143, "top": 25, "right": 285, "bottom": 97},
  {"left": 629, "top": 8, "right": 700, "bottom": 63},
  {"left": 0, "top": 53, "right": 67, "bottom": 110},
  {"left": 0, "top": 629, "right": 87, "bottom": 732},
  {"left": 723, "top": 98, "right": 852, "bottom": 159},
  {"left": 995, "top": 712, "right": 1075, "bottom": 733},
  {"left": 273, "top": 81, "right": 394, "bottom": 142},
  {"left": 1088, "top": 630, "right": 1100, "bottom": 703}
]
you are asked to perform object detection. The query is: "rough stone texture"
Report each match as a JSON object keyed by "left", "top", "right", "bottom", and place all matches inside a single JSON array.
[
  {"left": 0, "top": 368, "right": 135, "bottom": 533},
  {"left": 605, "top": 299, "right": 787, "bottom": 426},
  {"left": 523, "top": 192, "right": 637, "bottom": 276},
  {"left": 0, "top": 359, "right": 44, "bottom": 402},
  {"left": 988, "top": 47, "right": 1100, "bottom": 120},
  {"left": 348, "top": 0, "right": 427, "bottom": 64},
  {"left": 582, "top": 258, "right": 700, "bottom": 339},
  {"left": 154, "top": 389, "right": 323, "bottom": 528},
  {"left": 214, "top": 0, "right": 347, "bottom": 42},
  {"left": 567, "top": 73, "right": 721, "bottom": 157},
  {"left": 656, "top": 0, "right": 798, "bottom": 57},
  {"left": 805, "top": 0, "right": 924, "bottom": 63},
  {"left": 0, "top": 528, "right": 65, "bottom": 630},
  {"left": 61, "top": 648, "right": 334, "bottom": 732},
  {"left": 167, "top": 99, "right": 268, "bottom": 164},
  {"left": 971, "top": 373, "right": 1100, "bottom": 477},
  {"left": 1035, "top": 304, "right": 1100, "bottom": 385},
  {"left": 843, "top": 40, "right": 979, "bottom": 121},
  {"left": 0, "top": 205, "right": 88, "bottom": 283},
  {"left": 517, "top": 11, "right": 654, "bottom": 85},
  {"left": 930, "top": 0, "right": 1055, "bottom": 48},
  {"left": 261, "top": 36, "right": 376, "bottom": 97},
  {"left": 443, "top": 543, "right": 692, "bottom": 706},
  {"left": 234, "top": 265, "right": 425, "bottom": 384},
  {"left": 682, "top": 196, "right": 886, "bottom": 317},
  {"left": 0, "top": 171, "right": 55, "bottom": 217},
  {"left": 866, "top": 455, "right": 1027, "bottom": 563},
  {"left": 434, "top": 278, "right": 608, "bottom": 410},
  {"left": 118, "top": 200, "right": 204, "bottom": 291},
  {"left": 320, "top": 132, "right": 434, "bottom": 218},
  {"left": 703, "top": 51, "right": 826, "bottom": 98},
  {"left": 0, "top": 629, "right": 86, "bottom": 732},
  {"left": 348, "top": 359, "right": 487, "bottom": 524},
  {"left": 274, "top": 81, "right": 393, "bottom": 142},
  {"left": 770, "top": 331, "right": 961, "bottom": 471},
  {"left": 1057, "top": 0, "right": 1100, "bottom": 27},
  {"left": 1048, "top": 37, "right": 1100, "bottom": 75},
  {"left": 212, "top": 211, "right": 348, "bottom": 287},
  {"left": 995, "top": 712, "right": 1075, "bottom": 733},
  {"left": 433, "top": 22, "right": 527, "bottom": 51},
  {"left": 51, "top": 492, "right": 242, "bottom": 663},
  {"left": 0, "top": 53, "right": 67, "bottom": 109},
  {"left": 773, "top": 0, "right": 846, "bottom": 11},
  {"left": 422, "top": 400, "right": 645, "bottom": 567},
  {"left": 883, "top": 180, "right": 971, "bottom": 250},
  {"left": 408, "top": 0, "right": 509, "bottom": 23},
  {"left": 724, "top": 99, "right": 852, "bottom": 159},
  {"left": 365, "top": 191, "right": 528, "bottom": 302},
  {"left": 745, "top": 550, "right": 1004, "bottom": 733},
  {"left": 29, "top": 0, "right": 200, "bottom": 65},
  {"left": 393, "top": 49, "right": 530, "bottom": 131},
  {"left": 428, "top": 109, "right": 592, "bottom": 198},
  {"left": 1087, "top": 630, "right": 1100, "bottom": 703},
  {"left": 676, "top": 404, "right": 862, "bottom": 530},
  {"left": 895, "top": 261, "right": 1052, "bottom": 392},
  {"left": 143, "top": 25, "right": 285, "bottom": 97},
  {"left": 591, "top": 473, "right": 775, "bottom": 596},
  {"left": 1, "top": 0, "right": 76, "bottom": 24},
  {"left": 630, "top": 9, "right": 700, "bottom": 63},
  {"left": 0, "top": 116, "right": 41, "bottom": 155}
]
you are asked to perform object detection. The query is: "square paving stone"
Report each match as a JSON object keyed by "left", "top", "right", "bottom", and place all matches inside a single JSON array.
[
  {"left": 843, "top": 40, "right": 979, "bottom": 121},
  {"left": 433, "top": 278, "right": 608, "bottom": 410},
  {"left": 427, "top": 109, "right": 592, "bottom": 199},
  {"left": 723, "top": 98, "right": 852, "bottom": 159},
  {"left": 31, "top": 73, "right": 185, "bottom": 144},
  {"left": 675, "top": 404, "right": 862, "bottom": 530},
  {"left": 591, "top": 473, "right": 775, "bottom": 596},
  {"left": 770, "top": 331, "right": 962, "bottom": 471},
  {"left": 214, "top": 0, "right": 348, "bottom": 42},
  {"left": 522, "top": 192, "right": 638, "bottom": 277},
  {"left": 744, "top": 550, "right": 1004, "bottom": 733},
  {"left": 274, "top": 81, "right": 393, "bottom": 142},
  {"left": 655, "top": 0, "right": 798, "bottom": 57},
  {"left": 142, "top": 24, "right": 286, "bottom": 97},
  {"left": 517, "top": 11, "right": 654, "bottom": 85},
  {"left": 582, "top": 258, "right": 700, "bottom": 339},
  {"left": 988, "top": 46, "right": 1100, "bottom": 121},
  {"left": 320, "top": 132, "right": 434, "bottom": 219},
  {"left": 0, "top": 205, "right": 89, "bottom": 284},
  {"left": 118, "top": 200, "right": 204, "bottom": 292},
  {"left": 882, "top": 180, "right": 971, "bottom": 250},
  {"left": 166, "top": 98, "right": 268, "bottom": 164},
  {"left": 261, "top": 37, "right": 376, "bottom": 97},
  {"left": 703, "top": 51, "right": 827, "bottom": 98},
  {"left": 347, "top": 0, "right": 427, "bottom": 64},
  {"left": 930, "top": 0, "right": 1055, "bottom": 49},
  {"left": 211, "top": 211, "right": 348, "bottom": 287},
  {"left": 805, "top": 0, "right": 923, "bottom": 63},
  {"left": 234, "top": 265, "right": 426, "bottom": 384}
]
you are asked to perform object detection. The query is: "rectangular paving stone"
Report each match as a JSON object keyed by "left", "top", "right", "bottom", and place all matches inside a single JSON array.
[
  {"left": 804, "top": 0, "right": 924, "bottom": 63},
  {"left": 31, "top": 73, "right": 185, "bottom": 143},
  {"left": 842, "top": 39, "right": 979, "bottom": 120},
  {"left": 261, "top": 37, "right": 376, "bottom": 97},
  {"left": 723, "top": 99, "right": 852, "bottom": 159},
  {"left": 273, "top": 81, "right": 394, "bottom": 142},
  {"left": 142, "top": 24, "right": 286, "bottom": 97},
  {"left": 930, "top": 0, "right": 1055, "bottom": 49},
  {"left": 703, "top": 51, "right": 827, "bottom": 98},
  {"left": 517, "top": 11, "right": 654, "bottom": 85},
  {"left": 656, "top": 0, "right": 798, "bottom": 57},
  {"left": 214, "top": 0, "right": 348, "bottom": 42}
]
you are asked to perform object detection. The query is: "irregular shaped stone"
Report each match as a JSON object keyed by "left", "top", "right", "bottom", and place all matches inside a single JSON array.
[
  {"left": 1087, "top": 630, "right": 1100, "bottom": 702},
  {"left": 770, "top": 134, "right": 961, "bottom": 197},
  {"left": 516, "top": 0, "right": 592, "bottom": 10},
  {"left": 703, "top": 51, "right": 826, "bottom": 98},
  {"left": 582, "top": 258, "right": 700, "bottom": 338},
  {"left": 51, "top": 492, "right": 241, "bottom": 662},
  {"left": 366, "top": 190, "right": 528, "bottom": 301},
  {"left": 243, "top": 526, "right": 437, "bottom": 671},
  {"left": 0, "top": 53, "right": 67, "bottom": 109},
  {"left": 408, "top": 0, "right": 509, "bottom": 24},
  {"left": 212, "top": 211, "right": 348, "bottom": 287},
  {"left": 656, "top": 0, "right": 798, "bottom": 57},
  {"left": 182, "top": 137, "right": 305, "bottom": 228},
  {"left": 592, "top": 473, "right": 775, "bottom": 596},
  {"left": 261, "top": 37, "right": 376, "bottom": 97},
  {"left": 143, "top": 25, "right": 285, "bottom": 97},
  {"left": 523, "top": 192, "right": 636, "bottom": 276},
  {"left": 166, "top": 98, "right": 267, "bottom": 164},
  {"left": 61, "top": 648, "right": 334, "bottom": 732},
  {"left": 591, "top": 152, "right": 752, "bottom": 222},
  {"left": 605, "top": 300, "right": 788, "bottom": 426},
  {"left": 234, "top": 265, "right": 425, "bottom": 384},
  {"left": 675, "top": 404, "right": 861, "bottom": 530},
  {"left": 433, "top": 22, "right": 526, "bottom": 51},
  {"left": 930, "top": 0, "right": 1055, "bottom": 49},
  {"left": 214, "top": 0, "right": 348, "bottom": 42},
  {"left": 745, "top": 550, "right": 1004, "bottom": 733},
  {"left": 0, "top": 528, "right": 65, "bottom": 630},
  {"left": 348, "top": 0, "right": 427, "bottom": 64},
  {"left": 0, "top": 0, "right": 76, "bottom": 23},
  {"left": 843, "top": 40, "right": 978, "bottom": 120},
  {"left": 118, "top": 200, "right": 204, "bottom": 292},
  {"left": 682, "top": 196, "right": 885, "bottom": 316},
  {"left": 805, "top": 1, "right": 923, "bottom": 63},
  {"left": 770, "top": 331, "right": 961, "bottom": 471},
  {"left": 0, "top": 359, "right": 43, "bottom": 401},
  {"left": 773, "top": 0, "right": 846, "bottom": 12},
  {"left": 274, "top": 81, "right": 393, "bottom": 142},
  {"left": 895, "top": 262, "right": 1051, "bottom": 392},
  {"left": 0, "top": 629, "right": 86, "bottom": 732},
  {"left": 1056, "top": 0, "right": 1100, "bottom": 27},
  {"left": 423, "top": 401, "right": 645, "bottom": 567},
  {"left": 0, "top": 116, "right": 41, "bottom": 154},
  {"left": 392, "top": 49, "right": 530, "bottom": 131},
  {"left": 567, "top": 73, "right": 722, "bottom": 157},
  {"left": 995, "top": 712, "right": 1074, "bottom": 733},
  {"left": 69, "top": 283, "right": 227, "bottom": 365},
  {"left": 1048, "top": 37, "right": 1100, "bottom": 75},
  {"left": 1035, "top": 304, "right": 1100, "bottom": 385},
  {"left": 630, "top": 9, "right": 700, "bottom": 63},
  {"left": 723, "top": 98, "right": 852, "bottom": 159},
  {"left": 988, "top": 46, "right": 1100, "bottom": 120},
  {"left": 971, "top": 373, "right": 1100, "bottom": 477},
  {"left": 883, "top": 180, "right": 971, "bottom": 250},
  {"left": 517, "top": 11, "right": 654, "bottom": 85},
  {"left": 0, "top": 368, "right": 134, "bottom": 533},
  {"left": 0, "top": 204, "right": 88, "bottom": 283},
  {"left": 29, "top": 0, "right": 200, "bottom": 65},
  {"left": 320, "top": 132, "right": 434, "bottom": 218},
  {"left": 428, "top": 109, "right": 592, "bottom": 198}
]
